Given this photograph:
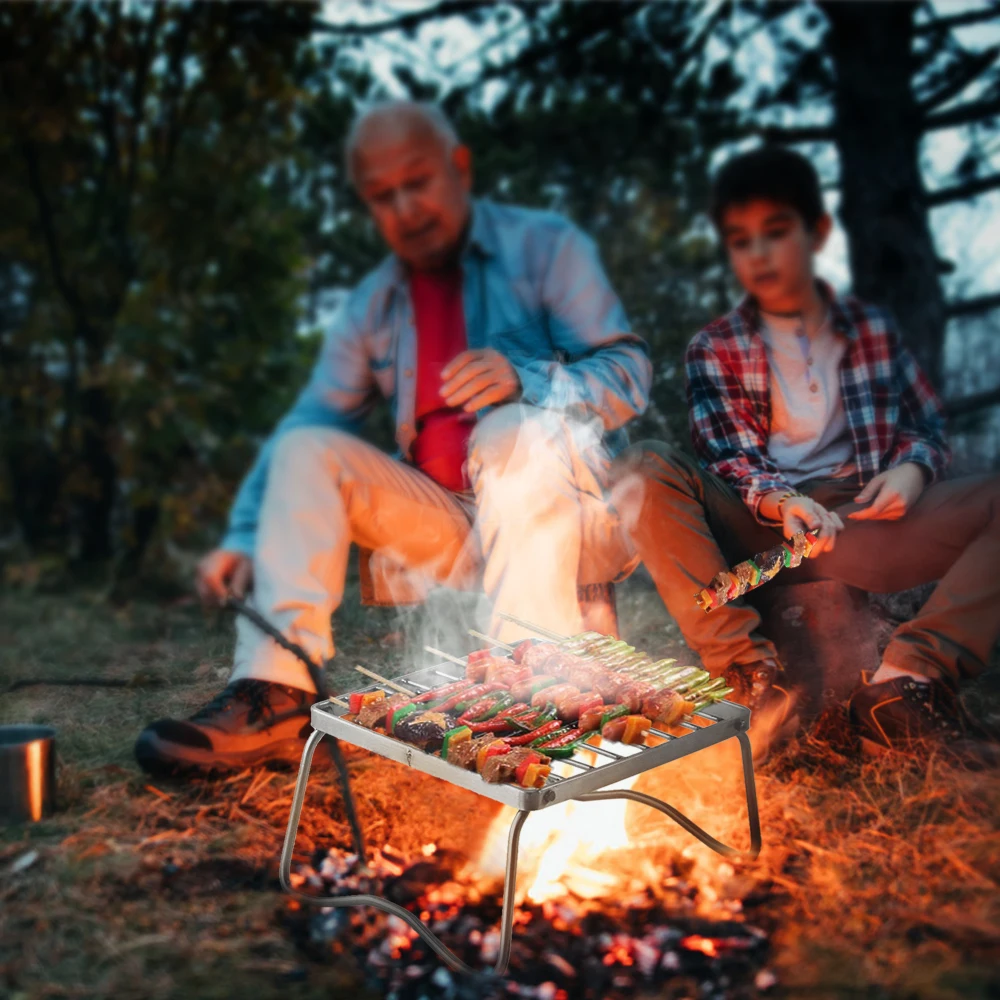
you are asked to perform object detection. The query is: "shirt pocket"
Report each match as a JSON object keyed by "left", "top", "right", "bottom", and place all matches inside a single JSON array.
[{"left": 367, "top": 325, "right": 397, "bottom": 398}]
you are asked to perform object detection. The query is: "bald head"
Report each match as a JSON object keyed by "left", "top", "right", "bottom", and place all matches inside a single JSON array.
[
  {"left": 346, "top": 100, "right": 473, "bottom": 271},
  {"left": 345, "top": 101, "right": 460, "bottom": 184}
]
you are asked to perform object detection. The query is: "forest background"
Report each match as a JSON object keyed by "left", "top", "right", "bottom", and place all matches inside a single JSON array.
[{"left": 3, "top": 0, "right": 1000, "bottom": 592}]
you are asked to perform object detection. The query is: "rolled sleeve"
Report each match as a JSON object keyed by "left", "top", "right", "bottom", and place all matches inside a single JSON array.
[
  {"left": 884, "top": 325, "right": 950, "bottom": 483},
  {"left": 686, "top": 332, "right": 796, "bottom": 524},
  {"left": 525, "top": 225, "right": 651, "bottom": 431}
]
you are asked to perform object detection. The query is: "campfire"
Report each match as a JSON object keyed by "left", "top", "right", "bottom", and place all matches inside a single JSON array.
[
  {"left": 284, "top": 738, "right": 772, "bottom": 997},
  {"left": 280, "top": 622, "right": 773, "bottom": 996}
]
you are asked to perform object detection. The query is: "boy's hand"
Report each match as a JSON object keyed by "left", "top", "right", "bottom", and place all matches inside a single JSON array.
[
  {"left": 197, "top": 549, "right": 253, "bottom": 606},
  {"left": 777, "top": 495, "right": 844, "bottom": 555},
  {"left": 849, "top": 463, "right": 925, "bottom": 522},
  {"left": 440, "top": 349, "right": 521, "bottom": 412}
]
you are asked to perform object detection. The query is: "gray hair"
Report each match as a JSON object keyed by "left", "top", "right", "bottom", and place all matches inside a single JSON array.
[{"left": 344, "top": 100, "right": 460, "bottom": 187}]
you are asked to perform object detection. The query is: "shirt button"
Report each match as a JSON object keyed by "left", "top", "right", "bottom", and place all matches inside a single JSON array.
[
  {"left": 809, "top": 383, "right": 819, "bottom": 394},
  {"left": 806, "top": 356, "right": 814, "bottom": 365},
  {"left": 404, "top": 368, "right": 414, "bottom": 378}
]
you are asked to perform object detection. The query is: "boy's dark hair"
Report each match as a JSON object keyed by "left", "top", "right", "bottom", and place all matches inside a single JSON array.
[{"left": 710, "top": 146, "right": 825, "bottom": 231}]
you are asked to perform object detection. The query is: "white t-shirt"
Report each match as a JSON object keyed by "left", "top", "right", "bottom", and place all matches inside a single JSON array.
[{"left": 759, "top": 311, "right": 856, "bottom": 485}]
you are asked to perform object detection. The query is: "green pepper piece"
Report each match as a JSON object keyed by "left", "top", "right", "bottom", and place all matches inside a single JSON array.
[
  {"left": 533, "top": 702, "right": 559, "bottom": 725},
  {"left": 482, "top": 693, "right": 515, "bottom": 719},
  {"left": 545, "top": 735, "right": 594, "bottom": 759},
  {"left": 441, "top": 725, "right": 472, "bottom": 759},
  {"left": 388, "top": 702, "right": 419, "bottom": 734},
  {"left": 599, "top": 703, "right": 631, "bottom": 728},
  {"left": 531, "top": 724, "right": 573, "bottom": 747}
]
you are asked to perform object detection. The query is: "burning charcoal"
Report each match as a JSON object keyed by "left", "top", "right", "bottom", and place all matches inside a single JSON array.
[{"left": 385, "top": 861, "right": 453, "bottom": 905}]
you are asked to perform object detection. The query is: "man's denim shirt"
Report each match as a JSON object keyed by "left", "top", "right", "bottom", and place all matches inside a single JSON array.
[{"left": 223, "top": 198, "right": 652, "bottom": 554}]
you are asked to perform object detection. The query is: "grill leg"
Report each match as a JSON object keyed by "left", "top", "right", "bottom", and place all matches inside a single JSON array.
[
  {"left": 496, "top": 809, "right": 530, "bottom": 975},
  {"left": 280, "top": 727, "right": 527, "bottom": 978},
  {"left": 574, "top": 730, "right": 761, "bottom": 860}
]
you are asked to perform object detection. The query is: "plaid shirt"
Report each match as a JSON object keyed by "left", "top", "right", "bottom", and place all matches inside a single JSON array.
[{"left": 686, "top": 283, "right": 950, "bottom": 523}]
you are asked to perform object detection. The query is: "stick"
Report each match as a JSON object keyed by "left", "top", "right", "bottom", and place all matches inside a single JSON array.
[
  {"left": 329, "top": 696, "right": 349, "bottom": 709},
  {"left": 496, "top": 612, "right": 568, "bottom": 642},
  {"left": 424, "top": 645, "right": 467, "bottom": 667},
  {"left": 354, "top": 665, "right": 415, "bottom": 696},
  {"left": 223, "top": 596, "right": 366, "bottom": 860},
  {"left": 468, "top": 629, "right": 514, "bottom": 651}
]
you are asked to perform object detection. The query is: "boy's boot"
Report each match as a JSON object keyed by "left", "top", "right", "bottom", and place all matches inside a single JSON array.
[
  {"left": 723, "top": 657, "right": 801, "bottom": 751},
  {"left": 849, "top": 672, "right": 999, "bottom": 769}
]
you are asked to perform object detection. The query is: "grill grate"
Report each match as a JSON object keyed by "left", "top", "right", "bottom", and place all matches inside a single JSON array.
[
  {"left": 280, "top": 647, "right": 762, "bottom": 978},
  {"left": 309, "top": 651, "right": 749, "bottom": 811}
]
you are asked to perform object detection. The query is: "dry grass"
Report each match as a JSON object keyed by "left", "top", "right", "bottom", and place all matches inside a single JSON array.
[{"left": 1, "top": 578, "right": 998, "bottom": 999}]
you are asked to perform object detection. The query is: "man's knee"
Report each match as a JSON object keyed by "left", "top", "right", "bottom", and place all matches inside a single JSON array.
[
  {"left": 611, "top": 440, "right": 699, "bottom": 487},
  {"left": 269, "top": 426, "right": 359, "bottom": 478},
  {"left": 469, "top": 404, "right": 565, "bottom": 480}
]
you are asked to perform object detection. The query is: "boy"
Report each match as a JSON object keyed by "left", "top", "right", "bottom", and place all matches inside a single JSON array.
[{"left": 613, "top": 146, "right": 999, "bottom": 764}]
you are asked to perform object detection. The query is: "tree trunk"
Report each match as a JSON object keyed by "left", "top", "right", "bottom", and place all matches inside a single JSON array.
[{"left": 822, "top": 1, "right": 947, "bottom": 386}]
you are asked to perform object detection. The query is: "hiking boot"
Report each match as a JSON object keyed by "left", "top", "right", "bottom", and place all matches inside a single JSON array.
[
  {"left": 134, "top": 679, "right": 316, "bottom": 777},
  {"left": 849, "top": 672, "right": 1000, "bottom": 769},
  {"left": 723, "top": 658, "right": 800, "bottom": 746}
]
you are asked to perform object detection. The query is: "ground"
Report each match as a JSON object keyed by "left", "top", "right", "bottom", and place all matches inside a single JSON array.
[{"left": 1, "top": 573, "right": 998, "bottom": 1000}]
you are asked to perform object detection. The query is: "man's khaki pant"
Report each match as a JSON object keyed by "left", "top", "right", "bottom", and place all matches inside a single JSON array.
[
  {"left": 232, "top": 405, "right": 633, "bottom": 692},
  {"left": 611, "top": 442, "right": 1000, "bottom": 685}
]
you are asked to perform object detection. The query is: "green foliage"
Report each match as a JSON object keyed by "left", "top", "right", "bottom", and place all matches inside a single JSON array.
[
  {"left": 0, "top": 0, "right": 751, "bottom": 579},
  {"left": 0, "top": 2, "right": 361, "bottom": 572}
]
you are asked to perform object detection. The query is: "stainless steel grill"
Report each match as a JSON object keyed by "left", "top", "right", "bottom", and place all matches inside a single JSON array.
[{"left": 280, "top": 650, "right": 762, "bottom": 978}]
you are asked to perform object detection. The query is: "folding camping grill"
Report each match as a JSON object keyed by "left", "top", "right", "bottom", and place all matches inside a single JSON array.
[{"left": 279, "top": 649, "right": 762, "bottom": 978}]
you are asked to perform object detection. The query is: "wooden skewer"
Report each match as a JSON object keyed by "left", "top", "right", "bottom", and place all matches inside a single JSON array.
[
  {"left": 496, "top": 612, "right": 568, "bottom": 642},
  {"left": 424, "top": 645, "right": 467, "bottom": 667},
  {"left": 329, "top": 696, "right": 349, "bottom": 709},
  {"left": 354, "top": 665, "right": 414, "bottom": 696},
  {"left": 468, "top": 629, "right": 514, "bottom": 650}
]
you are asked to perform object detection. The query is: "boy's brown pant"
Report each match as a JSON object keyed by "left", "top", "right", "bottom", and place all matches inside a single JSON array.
[{"left": 611, "top": 442, "right": 1000, "bottom": 685}]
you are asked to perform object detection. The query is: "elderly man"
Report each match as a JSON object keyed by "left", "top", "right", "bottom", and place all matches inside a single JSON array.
[{"left": 135, "top": 101, "right": 651, "bottom": 776}]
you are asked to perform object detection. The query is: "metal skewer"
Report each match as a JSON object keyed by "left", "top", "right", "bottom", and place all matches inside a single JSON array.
[
  {"left": 496, "top": 612, "right": 567, "bottom": 641},
  {"left": 354, "top": 665, "right": 417, "bottom": 696},
  {"left": 424, "top": 644, "right": 469, "bottom": 667},
  {"left": 468, "top": 629, "right": 514, "bottom": 650}
]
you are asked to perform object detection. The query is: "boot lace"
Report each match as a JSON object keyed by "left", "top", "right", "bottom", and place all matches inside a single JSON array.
[
  {"left": 900, "top": 680, "right": 963, "bottom": 739},
  {"left": 192, "top": 680, "right": 278, "bottom": 726}
]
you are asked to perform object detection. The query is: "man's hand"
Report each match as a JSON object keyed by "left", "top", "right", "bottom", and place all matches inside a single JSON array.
[
  {"left": 849, "top": 463, "right": 926, "bottom": 522},
  {"left": 196, "top": 549, "right": 253, "bottom": 606},
  {"left": 440, "top": 348, "right": 521, "bottom": 412},
  {"left": 776, "top": 494, "right": 845, "bottom": 555}
]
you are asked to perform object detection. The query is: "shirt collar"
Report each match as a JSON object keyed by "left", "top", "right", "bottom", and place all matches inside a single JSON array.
[
  {"left": 737, "top": 279, "right": 857, "bottom": 341},
  {"left": 386, "top": 198, "right": 493, "bottom": 292}
]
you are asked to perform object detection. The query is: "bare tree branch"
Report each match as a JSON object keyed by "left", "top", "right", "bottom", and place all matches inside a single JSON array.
[
  {"left": 756, "top": 123, "right": 836, "bottom": 143},
  {"left": 914, "top": 6, "right": 1000, "bottom": 36},
  {"left": 946, "top": 384, "right": 1000, "bottom": 417},
  {"left": 311, "top": 1, "right": 490, "bottom": 38},
  {"left": 925, "top": 94, "right": 1000, "bottom": 131},
  {"left": 918, "top": 46, "right": 1000, "bottom": 112},
  {"left": 946, "top": 291, "right": 1000, "bottom": 317},
  {"left": 926, "top": 171, "right": 1000, "bottom": 205}
]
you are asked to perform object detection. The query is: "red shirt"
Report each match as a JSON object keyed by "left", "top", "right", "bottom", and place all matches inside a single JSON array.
[{"left": 409, "top": 266, "right": 475, "bottom": 492}]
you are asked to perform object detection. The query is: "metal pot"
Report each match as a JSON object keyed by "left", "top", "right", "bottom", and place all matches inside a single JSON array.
[{"left": 0, "top": 725, "right": 57, "bottom": 824}]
